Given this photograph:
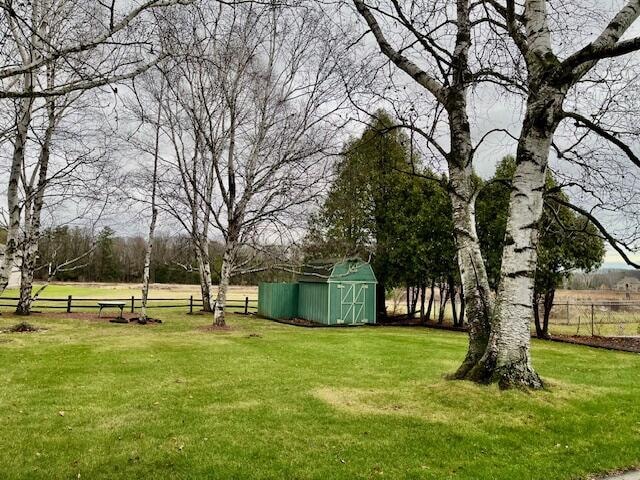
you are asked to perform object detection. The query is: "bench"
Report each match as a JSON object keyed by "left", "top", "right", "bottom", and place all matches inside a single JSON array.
[{"left": 98, "top": 301, "right": 126, "bottom": 318}]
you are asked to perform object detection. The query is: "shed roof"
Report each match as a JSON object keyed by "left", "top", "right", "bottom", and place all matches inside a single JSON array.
[{"left": 298, "top": 258, "right": 377, "bottom": 284}]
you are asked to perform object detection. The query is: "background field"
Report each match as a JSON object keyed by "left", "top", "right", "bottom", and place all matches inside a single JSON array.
[{"left": 3, "top": 283, "right": 640, "bottom": 337}]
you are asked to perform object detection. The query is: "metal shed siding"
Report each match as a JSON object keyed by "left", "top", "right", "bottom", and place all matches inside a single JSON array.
[
  {"left": 297, "top": 282, "right": 329, "bottom": 324},
  {"left": 258, "top": 283, "right": 299, "bottom": 320}
]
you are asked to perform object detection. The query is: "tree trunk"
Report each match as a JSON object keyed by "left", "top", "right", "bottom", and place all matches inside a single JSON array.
[
  {"left": 438, "top": 284, "right": 449, "bottom": 324},
  {"left": 406, "top": 284, "right": 411, "bottom": 318},
  {"left": 425, "top": 280, "right": 435, "bottom": 323},
  {"left": 411, "top": 285, "right": 419, "bottom": 318},
  {"left": 195, "top": 245, "right": 213, "bottom": 312},
  {"left": 448, "top": 162, "right": 493, "bottom": 379},
  {"left": 533, "top": 295, "right": 543, "bottom": 338},
  {"left": 468, "top": 88, "right": 564, "bottom": 389},
  {"left": 459, "top": 286, "right": 465, "bottom": 326},
  {"left": 450, "top": 276, "right": 458, "bottom": 326},
  {"left": 541, "top": 288, "right": 555, "bottom": 339},
  {"left": 419, "top": 282, "right": 426, "bottom": 321},
  {"left": 15, "top": 72, "right": 53, "bottom": 315},
  {"left": 213, "top": 242, "right": 235, "bottom": 327},
  {"left": 376, "top": 282, "right": 386, "bottom": 320},
  {"left": 140, "top": 86, "right": 163, "bottom": 323},
  {"left": 1, "top": 85, "right": 34, "bottom": 295}
]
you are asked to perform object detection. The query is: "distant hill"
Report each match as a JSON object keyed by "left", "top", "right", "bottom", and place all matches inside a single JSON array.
[{"left": 567, "top": 267, "right": 640, "bottom": 290}]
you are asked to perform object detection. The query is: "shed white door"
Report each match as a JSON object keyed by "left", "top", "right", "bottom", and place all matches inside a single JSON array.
[{"left": 338, "top": 283, "right": 367, "bottom": 324}]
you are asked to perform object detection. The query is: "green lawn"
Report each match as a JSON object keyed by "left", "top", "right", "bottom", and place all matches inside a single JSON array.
[{"left": 1, "top": 299, "right": 639, "bottom": 479}]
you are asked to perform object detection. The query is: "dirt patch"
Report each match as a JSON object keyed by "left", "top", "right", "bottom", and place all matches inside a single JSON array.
[
  {"left": 2, "top": 322, "right": 42, "bottom": 333},
  {"left": 550, "top": 335, "right": 640, "bottom": 353},
  {"left": 197, "top": 324, "right": 233, "bottom": 333}
]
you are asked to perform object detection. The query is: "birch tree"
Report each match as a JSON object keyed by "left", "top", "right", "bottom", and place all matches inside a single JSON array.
[
  {"left": 149, "top": 2, "right": 342, "bottom": 326},
  {"left": 127, "top": 74, "right": 165, "bottom": 323},
  {"left": 468, "top": 0, "right": 640, "bottom": 387},
  {"left": 0, "top": 0, "right": 191, "bottom": 298},
  {"left": 351, "top": 0, "right": 496, "bottom": 377},
  {"left": 209, "top": 4, "right": 342, "bottom": 327}
]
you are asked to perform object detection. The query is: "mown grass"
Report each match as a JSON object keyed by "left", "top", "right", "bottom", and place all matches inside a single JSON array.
[{"left": 0, "top": 287, "right": 639, "bottom": 479}]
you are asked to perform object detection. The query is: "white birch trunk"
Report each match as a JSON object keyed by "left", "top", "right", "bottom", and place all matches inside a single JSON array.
[
  {"left": 447, "top": 103, "right": 494, "bottom": 379},
  {"left": 0, "top": 90, "right": 33, "bottom": 295},
  {"left": 140, "top": 207, "right": 157, "bottom": 321},
  {"left": 471, "top": 87, "right": 564, "bottom": 388},
  {"left": 213, "top": 241, "right": 235, "bottom": 327},
  {"left": 15, "top": 64, "right": 55, "bottom": 315},
  {"left": 140, "top": 81, "right": 163, "bottom": 323},
  {"left": 196, "top": 244, "right": 213, "bottom": 313}
]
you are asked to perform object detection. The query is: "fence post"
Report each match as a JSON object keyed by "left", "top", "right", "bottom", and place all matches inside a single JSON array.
[
  {"left": 67, "top": 295, "right": 72, "bottom": 313},
  {"left": 244, "top": 296, "right": 249, "bottom": 315},
  {"left": 591, "top": 304, "right": 595, "bottom": 337},
  {"left": 189, "top": 295, "right": 193, "bottom": 314},
  {"left": 131, "top": 296, "right": 135, "bottom": 313}
]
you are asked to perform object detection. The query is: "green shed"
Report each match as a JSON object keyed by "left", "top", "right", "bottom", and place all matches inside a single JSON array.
[
  {"left": 258, "top": 283, "right": 299, "bottom": 320},
  {"left": 298, "top": 259, "right": 377, "bottom": 325}
]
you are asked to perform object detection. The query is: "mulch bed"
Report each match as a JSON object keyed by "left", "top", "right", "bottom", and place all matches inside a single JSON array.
[
  {"left": 1, "top": 322, "right": 42, "bottom": 333},
  {"left": 550, "top": 335, "right": 640, "bottom": 353},
  {"left": 196, "top": 324, "right": 233, "bottom": 333},
  {"left": 262, "top": 316, "right": 368, "bottom": 328},
  {"left": 378, "top": 315, "right": 469, "bottom": 332}
]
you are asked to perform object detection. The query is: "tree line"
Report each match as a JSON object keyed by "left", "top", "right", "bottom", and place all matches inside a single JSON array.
[{"left": 29, "top": 226, "right": 294, "bottom": 286}]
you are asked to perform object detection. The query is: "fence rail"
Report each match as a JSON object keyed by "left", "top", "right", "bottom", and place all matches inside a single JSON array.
[{"left": 0, "top": 295, "right": 258, "bottom": 315}]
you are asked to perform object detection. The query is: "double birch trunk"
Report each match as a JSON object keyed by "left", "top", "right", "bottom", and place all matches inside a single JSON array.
[
  {"left": 15, "top": 96, "right": 54, "bottom": 315},
  {"left": 0, "top": 88, "right": 33, "bottom": 295}
]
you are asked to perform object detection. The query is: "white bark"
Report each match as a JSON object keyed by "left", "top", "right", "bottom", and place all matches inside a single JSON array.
[
  {"left": 352, "top": 0, "right": 494, "bottom": 378},
  {"left": 195, "top": 238, "right": 213, "bottom": 313},
  {"left": 140, "top": 81, "right": 163, "bottom": 322},
  {"left": 213, "top": 242, "right": 235, "bottom": 327},
  {"left": 449, "top": 165, "right": 493, "bottom": 377},
  {"left": 479, "top": 0, "right": 640, "bottom": 388},
  {"left": 473, "top": 83, "right": 563, "bottom": 387},
  {"left": 15, "top": 94, "right": 54, "bottom": 315},
  {"left": 0, "top": 83, "right": 34, "bottom": 295}
]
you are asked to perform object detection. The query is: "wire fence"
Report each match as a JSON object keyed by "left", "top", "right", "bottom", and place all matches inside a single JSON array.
[
  {"left": 546, "top": 302, "right": 640, "bottom": 337},
  {"left": 0, "top": 295, "right": 258, "bottom": 315}
]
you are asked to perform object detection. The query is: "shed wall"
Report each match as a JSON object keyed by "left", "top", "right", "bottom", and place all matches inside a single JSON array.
[
  {"left": 258, "top": 283, "right": 299, "bottom": 320},
  {"left": 298, "top": 282, "right": 329, "bottom": 324}
]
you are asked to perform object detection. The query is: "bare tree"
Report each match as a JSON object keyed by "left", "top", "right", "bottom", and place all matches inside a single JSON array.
[
  {"left": 351, "top": 0, "right": 496, "bottom": 377},
  {"left": 147, "top": 2, "right": 342, "bottom": 326},
  {"left": 468, "top": 0, "right": 640, "bottom": 388},
  {"left": 0, "top": 0, "right": 191, "bottom": 298}
]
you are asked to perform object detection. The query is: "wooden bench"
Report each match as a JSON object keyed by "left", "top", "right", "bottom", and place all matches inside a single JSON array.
[{"left": 98, "top": 301, "right": 126, "bottom": 318}]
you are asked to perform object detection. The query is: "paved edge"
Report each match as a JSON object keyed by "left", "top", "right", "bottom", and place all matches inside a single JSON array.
[{"left": 598, "top": 470, "right": 640, "bottom": 480}]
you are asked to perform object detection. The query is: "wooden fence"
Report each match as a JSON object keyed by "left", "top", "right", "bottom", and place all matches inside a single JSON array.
[{"left": 0, "top": 296, "right": 258, "bottom": 315}]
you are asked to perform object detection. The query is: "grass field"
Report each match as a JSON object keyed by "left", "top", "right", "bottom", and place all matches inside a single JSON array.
[{"left": 0, "top": 285, "right": 639, "bottom": 479}]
